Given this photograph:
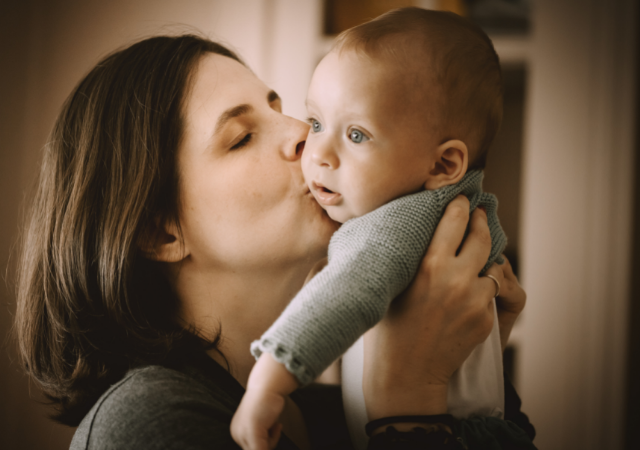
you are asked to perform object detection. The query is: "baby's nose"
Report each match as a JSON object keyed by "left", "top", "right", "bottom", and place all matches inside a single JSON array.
[{"left": 311, "top": 144, "right": 339, "bottom": 169}]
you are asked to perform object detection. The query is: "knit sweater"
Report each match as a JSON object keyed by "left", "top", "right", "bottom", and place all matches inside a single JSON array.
[{"left": 251, "top": 170, "right": 507, "bottom": 385}]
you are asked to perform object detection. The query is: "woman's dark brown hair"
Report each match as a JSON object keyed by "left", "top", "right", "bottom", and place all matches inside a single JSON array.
[{"left": 14, "top": 35, "right": 241, "bottom": 426}]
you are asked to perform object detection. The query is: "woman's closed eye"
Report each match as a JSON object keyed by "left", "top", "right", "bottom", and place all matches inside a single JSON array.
[
  {"left": 348, "top": 129, "right": 369, "bottom": 144},
  {"left": 231, "top": 133, "right": 253, "bottom": 150}
]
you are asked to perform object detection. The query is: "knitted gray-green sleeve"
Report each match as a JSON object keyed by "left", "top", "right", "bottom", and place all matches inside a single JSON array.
[{"left": 250, "top": 170, "right": 506, "bottom": 385}]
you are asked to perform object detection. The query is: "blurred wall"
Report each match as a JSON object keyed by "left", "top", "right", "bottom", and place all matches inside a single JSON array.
[
  {"left": 627, "top": 48, "right": 640, "bottom": 447},
  {"left": 518, "top": 1, "right": 637, "bottom": 448},
  {"left": 0, "top": 1, "right": 68, "bottom": 449}
]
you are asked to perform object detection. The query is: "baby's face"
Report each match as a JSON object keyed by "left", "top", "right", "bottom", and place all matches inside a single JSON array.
[{"left": 302, "top": 50, "right": 438, "bottom": 223}]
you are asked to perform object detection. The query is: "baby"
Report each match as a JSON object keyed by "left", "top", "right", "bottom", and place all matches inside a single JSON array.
[{"left": 232, "top": 7, "right": 506, "bottom": 450}]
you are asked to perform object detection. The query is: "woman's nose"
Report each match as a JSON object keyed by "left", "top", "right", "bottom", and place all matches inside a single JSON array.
[
  {"left": 280, "top": 116, "right": 308, "bottom": 162},
  {"left": 282, "top": 138, "right": 306, "bottom": 161}
]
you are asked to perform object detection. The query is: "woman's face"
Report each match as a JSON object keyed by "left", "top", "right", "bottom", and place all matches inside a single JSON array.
[{"left": 176, "top": 53, "right": 338, "bottom": 273}]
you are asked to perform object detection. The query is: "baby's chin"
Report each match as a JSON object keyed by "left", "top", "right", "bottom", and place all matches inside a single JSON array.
[
  {"left": 323, "top": 198, "right": 389, "bottom": 223},
  {"left": 324, "top": 206, "right": 357, "bottom": 224}
]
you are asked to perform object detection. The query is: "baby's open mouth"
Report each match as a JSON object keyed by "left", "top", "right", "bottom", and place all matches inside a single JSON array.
[
  {"left": 312, "top": 181, "right": 338, "bottom": 195},
  {"left": 311, "top": 181, "right": 342, "bottom": 206}
]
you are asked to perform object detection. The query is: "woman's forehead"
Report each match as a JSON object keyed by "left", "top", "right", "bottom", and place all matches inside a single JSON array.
[{"left": 185, "top": 53, "right": 266, "bottom": 117}]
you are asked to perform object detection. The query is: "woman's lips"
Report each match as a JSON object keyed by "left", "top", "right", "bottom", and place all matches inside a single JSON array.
[{"left": 311, "top": 181, "right": 342, "bottom": 206}]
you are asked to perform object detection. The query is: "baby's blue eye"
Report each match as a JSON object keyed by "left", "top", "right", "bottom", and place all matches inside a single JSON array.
[
  {"left": 311, "top": 119, "right": 323, "bottom": 133},
  {"left": 349, "top": 129, "right": 368, "bottom": 143}
]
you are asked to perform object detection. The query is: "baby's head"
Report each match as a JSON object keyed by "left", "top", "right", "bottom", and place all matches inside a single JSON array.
[{"left": 302, "top": 7, "right": 502, "bottom": 223}]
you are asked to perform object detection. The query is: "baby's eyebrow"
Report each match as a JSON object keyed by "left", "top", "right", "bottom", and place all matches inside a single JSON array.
[{"left": 214, "top": 104, "right": 253, "bottom": 135}]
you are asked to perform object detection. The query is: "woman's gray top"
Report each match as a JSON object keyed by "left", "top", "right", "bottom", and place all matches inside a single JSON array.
[
  {"left": 70, "top": 350, "right": 351, "bottom": 449},
  {"left": 251, "top": 170, "right": 507, "bottom": 385},
  {"left": 68, "top": 350, "right": 536, "bottom": 449}
]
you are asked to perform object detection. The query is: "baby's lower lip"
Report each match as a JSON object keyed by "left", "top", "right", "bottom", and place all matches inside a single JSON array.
[
  {"left": 312, "top": 182, "right": 342, "bottom": 206},
  {"left": 315, "top": 190, "right": 341, "bottom": 206}
]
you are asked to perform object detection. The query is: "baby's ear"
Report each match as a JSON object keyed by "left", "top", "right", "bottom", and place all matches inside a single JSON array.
[
  {"left": 138, "top": 218, "right": 189, "bottom": 263},
  {"left": 424, "top": 139, "right": 468, "bottom": 190}
]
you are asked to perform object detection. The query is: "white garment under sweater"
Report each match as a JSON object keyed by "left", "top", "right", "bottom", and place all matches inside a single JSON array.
[{"left": 342, "top": 299, "right": 504, "bottom": 450}]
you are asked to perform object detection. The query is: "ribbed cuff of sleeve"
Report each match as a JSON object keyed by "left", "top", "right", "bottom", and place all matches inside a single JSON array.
[{"left": 250, "top": 338, "right": 316, "bottom": 385}]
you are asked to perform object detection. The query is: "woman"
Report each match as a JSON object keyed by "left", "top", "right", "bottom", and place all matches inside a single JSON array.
[{"left": 15, "top": 35, "right": 532, "bottom": 449}]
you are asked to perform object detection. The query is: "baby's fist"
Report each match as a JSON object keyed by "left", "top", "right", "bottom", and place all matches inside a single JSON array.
[{"left": 231, "top": 388, "right": 286, "bottom": 450}]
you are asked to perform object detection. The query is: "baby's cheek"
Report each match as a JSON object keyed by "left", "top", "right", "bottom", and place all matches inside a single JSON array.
[{"left": 351, "top": 190, "right": 384, "bottom": 217}]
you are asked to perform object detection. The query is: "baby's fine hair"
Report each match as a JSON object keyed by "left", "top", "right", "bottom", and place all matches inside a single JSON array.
[{"left": 334, "top": 7, "right": 503, "bottom": 170}]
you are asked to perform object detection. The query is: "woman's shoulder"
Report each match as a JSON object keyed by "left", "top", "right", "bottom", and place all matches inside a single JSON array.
[{"left": 70, "top": 364, "right": 239, "bottom": 450}]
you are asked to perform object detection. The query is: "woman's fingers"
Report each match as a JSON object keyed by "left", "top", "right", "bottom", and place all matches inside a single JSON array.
[
  {"left": 500, "top": 254, "right": 518, "bottom": 283},
  {"left": 495, "top": 254, "right": 527, "bottom": 316},
  {"left": 492, "top": 255, "right": 527, "bottom": 350},
  {"left": 427, "top": 195, "right": 470, "bottom": 257},
  {"left": 456, "top": 206, "right": 492, "bottom": 273},
  {"left": 267, "top": 423, "right": 283, "bottom": 450}
]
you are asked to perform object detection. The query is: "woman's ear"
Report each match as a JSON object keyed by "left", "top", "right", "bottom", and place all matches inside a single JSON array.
[
  {"left": 424, "top": 139, "right": 469, "bottom": 190},
  {"left": 138, "top": 219, "right": 189, "bottom": 263}
]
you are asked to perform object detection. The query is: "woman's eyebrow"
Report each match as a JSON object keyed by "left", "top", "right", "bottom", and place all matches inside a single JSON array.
[{"left": 213, "top": 91, "right": 280, "bottom": 136}]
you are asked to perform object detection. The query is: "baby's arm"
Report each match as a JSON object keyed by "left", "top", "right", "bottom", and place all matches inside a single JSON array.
[
  {"left": 232, "top": 171, "right": 505, "bottom": 450},
  {"left": 232, "top": 195, "right": 435, "bottom": 450},
  {"left": 230, "top": 353, "right": 298, "bottom": 450},
  {"left": 251, "top": 193, "right": 434, "bottom": 386},
  {"left": 249, "top": 172, "right": 501, "bottom": 387},
  {"left": 231, "top": 258, "right": 330, "bottom": 450}
]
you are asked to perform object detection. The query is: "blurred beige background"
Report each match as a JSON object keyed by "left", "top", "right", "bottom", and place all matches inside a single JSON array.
[{"left": 1, "top": 1, "right": 638, "bottom": 449}]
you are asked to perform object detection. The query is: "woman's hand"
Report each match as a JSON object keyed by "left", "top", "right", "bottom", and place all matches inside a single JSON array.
[
  {"left": 495, "top": 255, "right": 526, "bottom": 351},
  {"left": 363, "top": 195, "right": 501, "bottom": 420}
]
